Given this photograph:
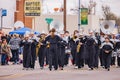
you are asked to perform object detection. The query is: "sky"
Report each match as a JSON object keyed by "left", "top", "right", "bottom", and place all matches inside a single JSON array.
[{"left": 42, "top": 0, "right": 120, "bottom": 17}]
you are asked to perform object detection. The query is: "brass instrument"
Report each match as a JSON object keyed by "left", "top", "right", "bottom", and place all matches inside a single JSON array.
[
  {"left": 46, "top": 41, "right": 50, "bottom": 48},
  {"left": 72, "top": 35, "right": 78, "bottom": 42},
  {"left": 77, "top": 42, "right": 81, "bottom": 53},
  {"left": 37, "top": 37, "right": 44, "bottom": 48},
  {"left": 100, "top": 20, "right": 115, "bottom": 34},
  {"left": 36, "top": 35, "right": 45, "bottom": 56}
]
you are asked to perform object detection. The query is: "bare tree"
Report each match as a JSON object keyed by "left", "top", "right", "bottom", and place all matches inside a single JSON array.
[
  {"left": 88, "top": 0, "right": 96, "bottom": 15},
  {"left": 102, "top": 5, "right": 120, "bottom": 33},
  {"left": 102, "top": 5, "right": 113, "bottom": 20},
  {"left": 116, "top": 17, "right": 120, "bottom": 33},
  {"left": 116, "top": 18, "right": 120, "bottom": 26}
]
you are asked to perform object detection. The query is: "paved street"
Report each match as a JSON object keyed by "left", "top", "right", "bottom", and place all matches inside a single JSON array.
[{"left": 0, "top": 61, "right": 120, "bottom": 80}]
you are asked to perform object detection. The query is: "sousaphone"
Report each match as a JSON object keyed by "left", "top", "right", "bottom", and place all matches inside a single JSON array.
[
  {"left": 50, "top": 19, "right": 64, "bottom": 33},
  {"left": 100, "top": 20, "right": 115, "bottom": 34}
]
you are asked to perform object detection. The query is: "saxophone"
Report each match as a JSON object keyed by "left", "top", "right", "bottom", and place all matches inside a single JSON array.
[
  {"left": 36, "top": 36, "right": 45, "bottom": 56},
  {"left": 77, "top": 41, "right": 81, "bottom": 53},
  {"left": 37, "top": 37, "right": 44, "bottom": 48}
]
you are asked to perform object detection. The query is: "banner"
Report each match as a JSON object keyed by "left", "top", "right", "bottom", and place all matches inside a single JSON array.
[
  {"left": 81, "top": 8, "right": 88, "bottom": 25},
  {"left": 24, "top": 0, "right": 41, "bottom": 16}
]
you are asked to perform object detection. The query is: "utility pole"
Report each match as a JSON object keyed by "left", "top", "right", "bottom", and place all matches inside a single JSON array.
[
  {"left": 78, "top": 0, "right": 80, "bottom": 31},
  {"left": 0, "top": 8, "right": 3, "bottom": 30},
  {"left": 63, "top": 0, "right": 66, "bottom": 31}
]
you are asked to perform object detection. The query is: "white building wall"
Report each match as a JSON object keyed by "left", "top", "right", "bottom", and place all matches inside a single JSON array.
[
  {"left": 0, "top": 0, "right": 16, "bottom": 30},
  {"left": 35, "top": 14, "right": 100, "bottom": 34}
]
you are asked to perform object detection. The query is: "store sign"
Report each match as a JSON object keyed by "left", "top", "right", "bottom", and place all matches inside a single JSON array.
[{"left": 24, "top": 0, "right": 41, "bottom": 16}]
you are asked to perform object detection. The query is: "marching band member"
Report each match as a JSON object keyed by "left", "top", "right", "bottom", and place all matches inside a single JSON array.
[
  {"left": 101, "top": 37, "right": 113, "bottom": 71},
  {"left": 58, "top": 31, "right": 67, "bottom": 70},
  {"left": 99, "top": 35, "right": 105, "bottom": 67},
  {"left": 110, "top": 34, "right": 116, "bottom": 66},
  {"left": 85, "top": 31, "right": 96, "bottom": 70},
  {"left": 29, "top": 32, "right": 38, "bottom": 69},
  {"left": 22, "top": 34, "right": 32, "bottom": 70},
  {"left": 38, "top": 33, "right": 46, "bottom": 69},
  {"left": 94, "top": 32, "right": 101, "bottom": 68},
  {"left": 76, "top": 34, "right": 85, "bottom": 69},
  {"left": 69, "top": 30, "right": 79, "bottom": 66},
  {"left": 44, "top": 28, "right": 62, "bottom": 71},
  {"left": 115, "top": 37, "right": 120, "bottom": 67},
  {"left": 64, "top": 31, "right": 71, "bottom": 66}
]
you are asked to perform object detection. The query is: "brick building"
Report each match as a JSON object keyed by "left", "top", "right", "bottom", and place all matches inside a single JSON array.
[{"left": 15, "top": 0, "right": 33, "bottom": 29}]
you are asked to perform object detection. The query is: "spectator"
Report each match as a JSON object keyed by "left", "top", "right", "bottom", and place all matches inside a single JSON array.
[
  {"left": 1, "top": 39, "right": 10, "bottom": 65},
  {"left": 9, "top": 33, "right": 21, "bottom": 64}
]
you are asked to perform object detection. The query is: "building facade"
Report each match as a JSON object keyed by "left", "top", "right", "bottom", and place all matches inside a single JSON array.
[{"left": 15, "top": 0, "right": 33, "bottom": 29}]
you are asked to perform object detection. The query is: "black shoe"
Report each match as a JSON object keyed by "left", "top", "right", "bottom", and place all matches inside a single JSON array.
[
  {"left": 107, "top": 68, "right": 110, "bottom": 71},
  {"left": 89, "top": 68, "right": 93, "bottom": 70},
  {"left": 102, "top": 66, "right": 105, "bottom": 69},
  {"left": 91, "top": 68, "right": 93, "bottom": 70},
  {"left": 54, "top": 69, "right": 57, "bottom": 70},
  {"left": 49, "top": 68, "right": 52, "bottom": 71},
  {"left": 54, "top": 68, "right": 58, "bottom": 70},
  {"left": 78, "top": 66, "right": 82, "bottom": 69},
  {"left": 61, "top": 68, "right": 63, "bottom": 70}
]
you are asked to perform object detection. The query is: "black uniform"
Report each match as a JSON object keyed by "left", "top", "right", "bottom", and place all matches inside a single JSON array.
[
  {"left": 58, "top": 39, "right": 67, "bottom": 69},
  {"left": 110, "top": 40, "right": 116, "bottom": 66},
  {"left": 85, "top": 37, "right": 96, "bottom": 70},
  {"left": 45, "top": 35, "right": 61, "bottom": 71},
  {"left": 115, "top": 41, "right": 120, "bottom": 67},
  {"left": 22, "top": 40, "right": 32, "bottom": 69},
  {"left": 38, "top": 39, "right": 46, "bottom": 69},
  {"left": 76, "top": 37, "right": 86, "bottom": 68},
  {"left": 44, "top": 46, "right": 49, "bottom": 65},
  {"left": 69, "top": 37, "right": 77, "bottom": 65},
  {"left": 30, "top": 39, "right": 38, "bottom": 69},
  {"left": 64, "top": 36, "right": 71, "bottom": 66},
  {"left": 94, "top": 37, "right": 101, "bottom": 68},
  {"left": 101, "top": 42, "right": 113, "bottom": 70}
]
